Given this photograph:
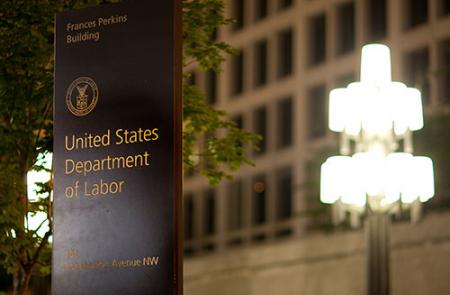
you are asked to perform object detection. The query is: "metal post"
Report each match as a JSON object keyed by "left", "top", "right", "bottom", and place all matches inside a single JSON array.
[{"left": 366, "top": 211, "right": 390, "bottom": 295}]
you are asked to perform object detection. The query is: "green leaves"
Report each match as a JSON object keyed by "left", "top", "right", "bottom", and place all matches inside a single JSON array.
[
  {"left": 183, "top": 0, "right": 235, "bottom": 71},
  {"left": 182, "top": 0, "right": 260, "bottom": 184}
]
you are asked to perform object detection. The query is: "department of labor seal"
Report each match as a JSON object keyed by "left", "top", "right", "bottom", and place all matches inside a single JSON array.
[{"left": 66, "top": 77, "right": 99, "bottom": 117}]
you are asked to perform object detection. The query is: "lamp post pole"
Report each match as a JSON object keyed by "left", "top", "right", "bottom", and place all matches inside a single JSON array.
[
  {"left": 366, "top": 211, "right": 390, "bottom": 295},
  {"left": 320, "top": 44, "right": 435, "bottom": 295}
]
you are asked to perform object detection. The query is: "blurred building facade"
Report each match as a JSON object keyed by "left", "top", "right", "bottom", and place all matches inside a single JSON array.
[{"left": 183, "top": 0, "right": 450, "bottom": 294}]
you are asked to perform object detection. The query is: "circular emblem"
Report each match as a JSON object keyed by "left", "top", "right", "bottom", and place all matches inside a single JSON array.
[{"left": 66, "top": 77, "right": 99, "bottom": 117}]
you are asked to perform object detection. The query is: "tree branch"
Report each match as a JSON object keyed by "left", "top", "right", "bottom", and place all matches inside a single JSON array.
[{"left": 30, "top": 229, "right": 51, "bottom": 266}]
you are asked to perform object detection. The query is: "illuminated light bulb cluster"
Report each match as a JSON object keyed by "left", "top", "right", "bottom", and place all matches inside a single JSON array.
[
  {"left": 320, "top": 44, "right": 435, "bottom": 219},
  {"left": 321, "top": 153, "right": 434, "bottom": 207},
  {"left": 329, "top": 83, "right": 423, "bottom": 137}
]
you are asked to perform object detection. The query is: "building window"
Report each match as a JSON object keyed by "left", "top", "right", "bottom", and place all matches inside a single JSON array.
[
  {"left": 405, "top": 0, "right": 428, "bottom": 29},
  {"left": 367, "top": 0, "right": 387, "bottom": 41},
  {"left": 308, "top": 13, "right": 326, "bottom": 66},
  {"left": 232, "top": 114, "right": 243, "bottom": 129},
  {"left": 253, "top": 106, "right": 267, "bottom": 154},
  {"left": 227, "top": 180, "right": 243, "bottom": 231},
  {"left": 335, "top": 73, "right": 356, "bottom": 88},
  {"left": 279, "top": 0, "right": 293, "bottom": 10},
  {"left": 211, "top": 28, "right": 218, "bottom": 41},
  {"left": 232, "top": 0, "right": 244, "bottom": 31},
  {"left": 184, "top": 194, "right": 195, "bottom": 241},
  {"left": 439, "top": 39, "right": 450, "bottom": 103},
  {"left": 203, "top": 189, "right": 216, "bottom": 236},
  {"left": 205, "top": 71, "right": 217, "bottom": 105},
  {"left": 231, "top": 114, "right": 245, "bottom": 159},
  {"left": 441, "top": 0, "right": 450, "bottom": 16},
  {"left": 252, "top": 174, "right": 267, "bottom": 225},
  {"left": 278, "top": 28, "right": 294, "bottom": 78},
  {"left": 404, "top": 47, "right": 430, "bottom": 105},
  {"left": 187, "top": 71, "right": 197, "bottom": 86},
  {"left": 336, "top": 1, "right": 355, "bottom": 55},
  {"left": 277, "top": 97, "right": 293, "bottom": 148},
  {"left": 308, "top": 84, "right": 327, "bottom": 140},
  {"left": 303, "top": 158, "right": 332, "bottom": 232},
  {"left": 185, "top": 165, "right": 195, "bottom": 178},
  {"left": 255, "top": 0, "right": 268, "bottom": 21},
  {"left": 230, "top": 50, "right": 244, "bottom": 97},
  {"left": 276, "top": 167, "right": 293, "bottom": 220},
  {"left": 254, "top": 39, "right": 268, "bottom": 87}
]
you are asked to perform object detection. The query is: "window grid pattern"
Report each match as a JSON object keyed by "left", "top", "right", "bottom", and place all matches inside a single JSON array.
[{"left": 183, "top": 0, "right": 450, "bottom": 257}]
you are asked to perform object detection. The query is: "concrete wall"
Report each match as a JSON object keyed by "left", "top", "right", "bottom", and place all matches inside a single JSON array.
[{"left": 184, "top": 212, "right": 450, "bottom": 295}]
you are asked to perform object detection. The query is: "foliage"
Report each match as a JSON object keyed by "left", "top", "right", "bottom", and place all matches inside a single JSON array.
[
  {"left": 182, "top": 0, "right": 260, "bottom": 184},
  {"left": 0, "top": 0, "right": 259, "bottom": 293},
  {"left": 0, "top": 1, "right": 119, "bottom": 293}
]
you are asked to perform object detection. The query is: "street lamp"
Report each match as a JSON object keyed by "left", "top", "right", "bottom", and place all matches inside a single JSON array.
[{"left": 320, "top": 44, "right": 435, "bottom": 295}]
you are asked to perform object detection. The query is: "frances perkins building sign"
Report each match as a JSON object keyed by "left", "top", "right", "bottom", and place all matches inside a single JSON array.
[{"left": 52, "top": 1, "right": 182, "bottom": 294}]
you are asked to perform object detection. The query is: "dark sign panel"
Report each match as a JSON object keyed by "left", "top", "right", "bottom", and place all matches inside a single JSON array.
[{"left": 52, "top": 1, "right": 182, "bottom": 294}]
